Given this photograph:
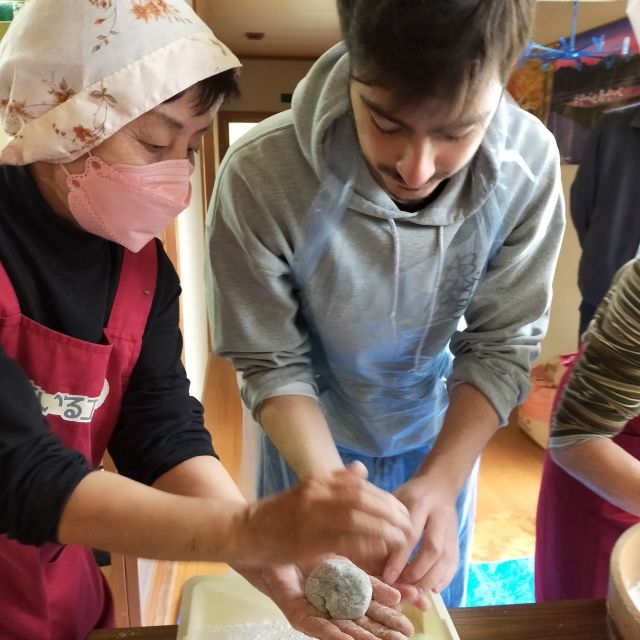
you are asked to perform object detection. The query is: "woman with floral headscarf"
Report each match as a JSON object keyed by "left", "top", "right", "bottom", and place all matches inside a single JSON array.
[{"left": 0, "top": 2, "right": 419, "bottom": 639}]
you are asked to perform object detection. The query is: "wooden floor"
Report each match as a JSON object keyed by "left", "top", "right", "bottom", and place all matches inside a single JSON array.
[
  {"left": 473, "top": 418, "right": 545, "bottom": 563},
  {"left": 133, "top": 355, "right": 546, "bottom": 625}
]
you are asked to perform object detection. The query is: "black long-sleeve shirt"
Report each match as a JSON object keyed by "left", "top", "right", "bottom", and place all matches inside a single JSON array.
[
  {"left": 571, "top": 106, "right": 640, "bottom": 313},
  {"left": 0, "top": 164, "right": 216, "bottom": 545}
]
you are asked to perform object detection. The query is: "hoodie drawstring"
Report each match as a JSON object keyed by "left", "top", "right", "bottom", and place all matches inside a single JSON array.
[
  {"left": 388, "top": 219, "right": 401, "bottom": 337},
  {"left": 414, "top": 225, "right": 444, "bottom": 368}
]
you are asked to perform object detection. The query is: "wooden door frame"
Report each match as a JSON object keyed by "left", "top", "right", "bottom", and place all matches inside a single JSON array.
[
  {"left": 216, "top": 111, "right": 274, "bottom": 161},
  {"left": 102, "top": 454, "right": 142, "bottom": 627}
]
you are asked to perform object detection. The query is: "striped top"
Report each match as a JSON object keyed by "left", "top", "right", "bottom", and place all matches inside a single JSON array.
[{"left": 549, "top": 258, "right": 640, "bottom": 449}]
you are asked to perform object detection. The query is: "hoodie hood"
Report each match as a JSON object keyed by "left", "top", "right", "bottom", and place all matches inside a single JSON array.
[{"left": 291, "top": 42, "right": 507, "bottom": 227}]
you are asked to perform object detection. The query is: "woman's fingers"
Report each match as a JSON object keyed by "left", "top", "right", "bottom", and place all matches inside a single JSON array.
[
  {"left": 369, "top": 575, "right": 401, "bottom": 607},
  {"left": 293, "top": 617, "right": 355, "bottom": 640},
  {"left": 234, "top": 472, "right": 414, "bottom": 566},
  {"left": 366, "top": 601, "right": 414, "bottom": 637},
  {"left": 323, "top": 473, "right": 413, "bottom": 532},
  {"left": 290, "top": 475, "right": 413, "bottom": 562},
  {"left": 334, "top": 616, "right": 409, "bottom": 640}
]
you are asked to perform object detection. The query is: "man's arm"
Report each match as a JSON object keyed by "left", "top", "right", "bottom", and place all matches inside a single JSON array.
[
  {"left": 207, "top": 149, "right": 347, "bottom": 486},
  {"left": 449, "top": 137, "right": 565, "bottom": 429},
  {"left": 416, "top": 383, "right": 499, "bottom": 497},
  {"left": 206, "top": 144, "right": 328, "bottom": 445},
  {"left": 260, "top": 395, "right": 344, "bottom": 480},
  {"left": 383, "top": 383, "right": 499, "bottom": 587}
]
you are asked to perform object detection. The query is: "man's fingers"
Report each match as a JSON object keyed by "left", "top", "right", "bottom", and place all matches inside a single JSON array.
[
  {"left": 395, "top": 514, "right": 448, "bottom": 584},
  {"left": 413, "top": 554, "right": 458, "bottom": 595},
  {"left": 380, "top": 508, "right": 425, "bottom": 584},
  {"left": 392, "top": 583, "right": 429, "bottom": 611},
  {"left": 381, "top": 544, "right": 413, "bottom": 585},
  {"left": 400, "top": 528, "right": 459, "bottom": 593}
]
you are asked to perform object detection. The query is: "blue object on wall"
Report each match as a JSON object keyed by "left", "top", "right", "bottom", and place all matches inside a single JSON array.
[{"left": 523, "top": 0, "right": 630, "bottom": 69}]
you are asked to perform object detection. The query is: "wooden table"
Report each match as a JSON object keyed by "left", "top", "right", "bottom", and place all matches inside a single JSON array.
[{"left": 88, "top": 598, "right": 609, "bottom": 639}]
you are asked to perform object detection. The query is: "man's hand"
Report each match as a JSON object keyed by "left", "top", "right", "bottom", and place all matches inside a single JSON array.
[
  {"left": 382, "top": 477, "right": 460, "bottom": 593},
  {"left": 252, "top": 563, "right": 416, "bottom": 640},
  {"left": 230, "top": 463, "right": 413, "bottom": 569}
]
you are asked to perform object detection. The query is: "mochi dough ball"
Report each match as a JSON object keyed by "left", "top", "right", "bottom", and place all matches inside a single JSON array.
[{"left": 304, "top": 558, "right": 373, "bottom": 620}]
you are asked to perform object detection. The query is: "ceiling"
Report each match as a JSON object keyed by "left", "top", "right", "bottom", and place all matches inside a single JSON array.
[{"left": 201, "top": 0, "right": 629, "bottom": 58}]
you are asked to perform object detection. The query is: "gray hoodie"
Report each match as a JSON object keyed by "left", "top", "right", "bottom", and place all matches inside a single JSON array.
[{"left": 206, "top": 43, "right": 565, "bottom": 457}]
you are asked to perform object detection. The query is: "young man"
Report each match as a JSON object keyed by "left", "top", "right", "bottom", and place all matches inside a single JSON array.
[{"left": 207, "top": 0, "right": 564, "bottom": 606}]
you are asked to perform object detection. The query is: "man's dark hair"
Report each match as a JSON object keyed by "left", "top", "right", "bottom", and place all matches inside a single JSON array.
[
  {"left": 337, "top": 0, "right": 535, "bottom": 105},
  {"left": 165, "top": 68, "right": 240, "bottom": 114}
]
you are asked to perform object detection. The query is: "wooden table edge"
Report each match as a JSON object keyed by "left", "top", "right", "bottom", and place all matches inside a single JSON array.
[{"left": 87, "top": 598, "right": 609, "bottom": 639}]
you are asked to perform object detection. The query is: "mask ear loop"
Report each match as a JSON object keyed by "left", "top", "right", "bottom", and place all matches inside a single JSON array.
[{"left": 60, "top": 152, "right": 96, "bottom": 182}]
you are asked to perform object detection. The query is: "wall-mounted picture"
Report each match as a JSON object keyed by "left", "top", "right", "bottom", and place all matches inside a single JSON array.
[
  {"left": 547, "top": 17, "right": 640, "bottom": 163},
  {"left": 507, "top": 59, "right": 554, "bottom": 125}
]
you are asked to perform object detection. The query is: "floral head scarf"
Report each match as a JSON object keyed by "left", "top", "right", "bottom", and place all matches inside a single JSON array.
[{"left": 0, "top": 0, "right": 241, "bottom": 164}]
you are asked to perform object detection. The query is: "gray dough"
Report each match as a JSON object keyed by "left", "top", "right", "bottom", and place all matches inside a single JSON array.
[{"left": 304, "top": 558, "right": 373, "bottom": 620}]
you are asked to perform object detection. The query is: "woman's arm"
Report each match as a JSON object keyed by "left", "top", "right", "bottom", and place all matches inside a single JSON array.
[
  {"left": 550, "top": 260, "right": 640, "bottom": 513},
  {"left": 552, "top": 438, "right": 640, "bottom": 515},
  {"left": 56, "top": 456, "right": 413, "bottom": 568}
]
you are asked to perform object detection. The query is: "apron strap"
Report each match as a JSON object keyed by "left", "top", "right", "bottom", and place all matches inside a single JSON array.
[
  {"left": 106, "top": 240, "right": 158, "bottom": 340},
  {"left": 0, "top": 260, "right": 21, "bottom": 317}
]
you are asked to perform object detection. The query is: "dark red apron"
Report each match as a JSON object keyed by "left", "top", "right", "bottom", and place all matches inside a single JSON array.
[
  {"left": 0, "top": 242, "right": 157, "bottom": 639},
  {"left": 535, "top": 354, "right": 640, "bottom": 601}
]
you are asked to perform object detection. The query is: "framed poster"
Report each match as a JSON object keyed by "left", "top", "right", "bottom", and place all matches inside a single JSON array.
[{"left": 547, "top": 17, "right": 640, "bottom": 163}]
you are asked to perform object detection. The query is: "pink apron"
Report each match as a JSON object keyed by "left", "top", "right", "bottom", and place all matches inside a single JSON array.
[
  {"left": 535, "top": 354, "right": 640, "bottom": 601},
  {"left": 0, "top": 242, "right": 157, "bottom": 639}
]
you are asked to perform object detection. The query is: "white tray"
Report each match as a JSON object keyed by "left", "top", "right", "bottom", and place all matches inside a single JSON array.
[{"left": 177, "top": 571, "right": 460, "bottom": 640}]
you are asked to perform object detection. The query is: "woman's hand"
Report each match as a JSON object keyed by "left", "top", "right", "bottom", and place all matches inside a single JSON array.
[
  {"left": 229, "top": 463, "right": 413, "bottom": 569},
  {"left": 248, "top": 563, "right": 416, "bottom": 640}
]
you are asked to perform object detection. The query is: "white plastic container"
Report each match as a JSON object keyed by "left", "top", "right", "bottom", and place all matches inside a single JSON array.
[{"left": 177, "top": 571, "right": 460, "bottom": 640}]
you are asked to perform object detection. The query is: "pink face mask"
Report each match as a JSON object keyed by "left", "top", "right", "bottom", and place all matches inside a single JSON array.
[{"left": 64, "top": 154, "right": 194, "bottom": 252}]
